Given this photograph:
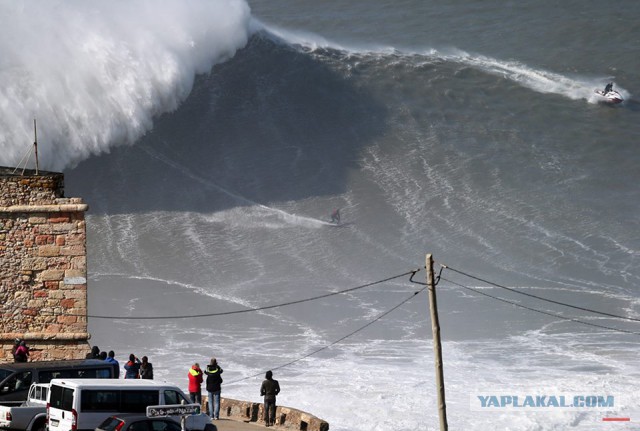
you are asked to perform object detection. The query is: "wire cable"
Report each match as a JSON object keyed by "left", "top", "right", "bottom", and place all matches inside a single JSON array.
[
  {"left": 441, "top": 276, "right": 640, "bottom": 336},
  {"left": 444, "top": 265, "right": 640, "bottom": 323},
  {"left": 85, "top": 270, "right": 418, "bottom": 320},
  {"left": 12, "top": 144, "right": 34, "bottom": 175},
  {"left": 225, "top": 287, "right": 427, "bottom": 385}
]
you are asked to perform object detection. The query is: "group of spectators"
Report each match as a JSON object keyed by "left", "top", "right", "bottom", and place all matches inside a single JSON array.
[
  {"left": 88, "top": 346, "right": 281, "bottom": 426},
  {"left": 188, "top": 359, "right": 223, "bottom": 420},
  {"left": 123, "top": 353, "right": 154, "bottom": 379},
  {"left": 188, "top": 359, "right": 281, "bottom": 426},
  {"left": 10, "top": 341, "right": 281, "bottom": 425},
  {"left": 86, "top": 346, "right": 153, "bottom": 380}
]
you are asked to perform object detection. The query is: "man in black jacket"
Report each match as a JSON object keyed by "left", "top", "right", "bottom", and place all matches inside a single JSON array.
[
  {"left": 204, "top": 358, "right": 223, "bottom": 420},
  {"left": 260, "top": 370, "right": 280, "bottom": 427}
]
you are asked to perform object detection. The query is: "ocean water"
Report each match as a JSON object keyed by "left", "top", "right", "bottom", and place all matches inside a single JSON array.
[{"left": 1, "top": 1, "right": 640, "bottom": 430}]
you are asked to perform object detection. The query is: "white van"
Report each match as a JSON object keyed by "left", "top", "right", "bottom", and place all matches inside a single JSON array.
[{"left": 46, "top": 379, "right": 214, "bottom": 431}]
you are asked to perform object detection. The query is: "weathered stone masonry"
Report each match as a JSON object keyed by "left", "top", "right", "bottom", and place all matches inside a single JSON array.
[{"left": 0, "top": 167, "right": 90, "bottom": 360}]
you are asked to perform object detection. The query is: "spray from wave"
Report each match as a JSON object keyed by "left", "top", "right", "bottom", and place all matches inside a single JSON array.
[{"left": 0, "top": 0, "right": 251, "bottom": 171}]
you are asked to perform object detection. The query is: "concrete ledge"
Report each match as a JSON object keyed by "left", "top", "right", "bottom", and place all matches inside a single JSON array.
[
  {"left": 204, "top": 397, "right": 329, "bottom": 431},
  {"left": 0, "top": 204, "right": 89, "bottom": 213},
  {"left": 0, "top": 332, "right": 91, "bottom": 341}
]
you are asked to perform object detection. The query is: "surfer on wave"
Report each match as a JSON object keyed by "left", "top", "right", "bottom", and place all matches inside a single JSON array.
[{"left": 331, "top": 208, "right": 341, "bottom": 224}]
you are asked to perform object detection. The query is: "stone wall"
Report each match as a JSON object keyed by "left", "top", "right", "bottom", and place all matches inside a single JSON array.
[
  {"left": 203, "top": 396, "right": 329, "bottom": 431},
  {"left": 0, "top": 167, "right": 91, "bottom": 361}
]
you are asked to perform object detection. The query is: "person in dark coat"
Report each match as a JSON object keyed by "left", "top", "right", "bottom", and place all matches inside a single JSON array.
[
  {"left": 260, "top": 370, "right": 280, "bottom": 427},
  {"left": 139, "top": 356, "right": 154, "bottom": 379},
  {"left": 86, "top": 345, "right": 100, "bottom": 359},
  {"left": 204, "top": 358, "right": 223, "bottom": 420},
  {"left": 124, "top": 354, "right": 141, "bottom": 379},
  {"left": 12, "top": 339, "right": 22, "bottom": 362}
]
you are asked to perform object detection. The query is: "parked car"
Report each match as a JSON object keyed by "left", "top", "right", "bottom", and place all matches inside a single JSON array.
[
  {"left": 0, "top": 383, "right": 49, "bottom": 431},
  {"left": 0, "top": 360, "right": 118, "bottom": 404},
  {"left": 96, "top": 415, "right": 183, "bottom": 431},
  {"left": 47, "top": 379, "right": 216, "bottom": 431}
]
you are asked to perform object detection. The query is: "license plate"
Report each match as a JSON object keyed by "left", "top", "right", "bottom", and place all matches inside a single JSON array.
[{"left": 50, "top": 420, "right": 59, "bottom": 426}]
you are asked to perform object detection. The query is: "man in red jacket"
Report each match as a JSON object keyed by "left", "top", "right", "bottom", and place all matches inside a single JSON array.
[{"left": 188, "top": 363, "right": 204, "bottom": 405}]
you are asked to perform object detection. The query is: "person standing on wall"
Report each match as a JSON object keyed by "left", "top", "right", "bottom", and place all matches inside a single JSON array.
[
  {"left": 124, "top": 354, "right": 141, "bottom": 379},
  {"left": 188, "top": 363, "right": 204, "bottom": 405},
  {"left": 204, "top": 358, "right": 223, "bottom": 420},
  {"left": 260, "top": 370, "right": 280, "bottom": 427},
  {"left": 139, "top": 356, "right": 154, "bottom": 379}
]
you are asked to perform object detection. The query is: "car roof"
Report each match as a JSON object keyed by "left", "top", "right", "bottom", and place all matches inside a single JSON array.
[
  {"left": 49, "top": 378, "right": 176, "bottom": 389},
  {"left": 0, "top": 360, "right": 112, "bottom": 371}
]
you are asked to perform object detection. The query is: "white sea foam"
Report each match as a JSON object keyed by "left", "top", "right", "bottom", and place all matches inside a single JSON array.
[{"left": 185, "top": 337, "right": 640, "bottom": 431}]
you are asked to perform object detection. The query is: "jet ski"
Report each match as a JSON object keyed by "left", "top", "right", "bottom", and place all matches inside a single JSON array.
[{"left": 594, "top": 89, "right": 624, "bottom": 104}]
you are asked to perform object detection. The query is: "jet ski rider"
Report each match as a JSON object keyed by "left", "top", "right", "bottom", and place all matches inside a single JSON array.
[{"left": 604, "top": 82, "right": 613, "bottom": 94}]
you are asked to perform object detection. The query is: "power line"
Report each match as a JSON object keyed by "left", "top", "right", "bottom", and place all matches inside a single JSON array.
[
  {"left": 444, "top": 265, "right": 640, "bottom": 323},
  {"left": 85, "top": 270, "right": 418, "bottom": 320},
  {"left": 225, "top": 287, "right": 427, "bottom": 385},
  {"left": 440, "top": 276, "right": 640, "bottom": 336}
]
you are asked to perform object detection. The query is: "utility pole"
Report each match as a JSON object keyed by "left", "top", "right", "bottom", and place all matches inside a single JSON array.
[{"left": 427, "top": 253, "right": 448, "bottom": 431}]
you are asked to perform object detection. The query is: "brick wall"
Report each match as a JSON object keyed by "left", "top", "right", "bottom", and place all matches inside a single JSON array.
[{"left": 0, "top": 167, "right": 90, "bottom": 361}]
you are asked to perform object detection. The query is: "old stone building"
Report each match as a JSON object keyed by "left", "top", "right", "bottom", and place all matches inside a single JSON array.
[{"left": 0, "top": 166, "right": 90, "bottom": 361}]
